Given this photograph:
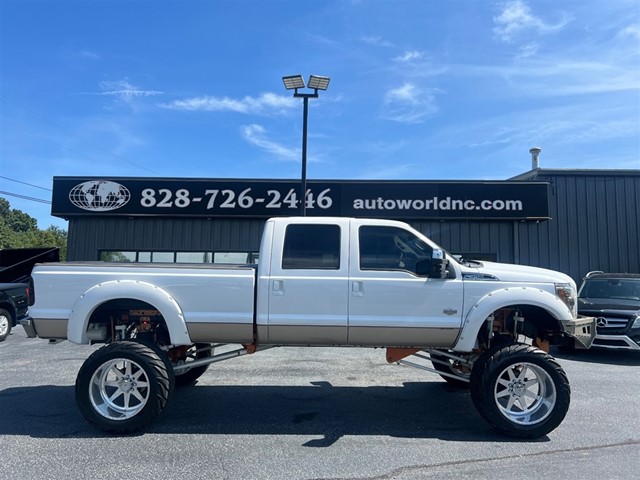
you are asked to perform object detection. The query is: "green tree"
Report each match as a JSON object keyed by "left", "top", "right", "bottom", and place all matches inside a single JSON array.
[
  {"left": 0, "top": 198, "right": 38, "bottom": 232},
  {"left": 0, "top": 197, "right": 67, "bottom": 260}
]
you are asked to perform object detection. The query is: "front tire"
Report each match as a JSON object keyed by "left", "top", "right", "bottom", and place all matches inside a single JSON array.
[
  {"left": 470, "top": 343, "right": 570, "bottom": 438},
  {"left": 0, "top": 308, "right": 12, "bottom": 342},
  {"left": 75, "top": 341, "right": 172, "bottom": 433}
]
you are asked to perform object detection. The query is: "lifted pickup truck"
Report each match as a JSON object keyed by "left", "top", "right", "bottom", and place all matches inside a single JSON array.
[{"left": 24, "top": 217, "right": 595, "bottom": 438}]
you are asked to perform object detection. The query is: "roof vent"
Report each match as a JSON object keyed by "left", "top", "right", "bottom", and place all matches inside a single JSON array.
[{"left": 529, "top": 147, "right": 542, "bottom": 170}]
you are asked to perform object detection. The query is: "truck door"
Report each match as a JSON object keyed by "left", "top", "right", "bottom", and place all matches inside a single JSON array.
[
  {"left": 347, "top": 222, "right": 464, "bottom": 347},
  {"left": 266, "top": 219, "right": 349, "bottom": 344}
]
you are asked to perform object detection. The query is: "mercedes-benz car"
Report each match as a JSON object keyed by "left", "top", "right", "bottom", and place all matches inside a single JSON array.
[{"left": 577, "top": 272, "right": 640, "bottom": 351}]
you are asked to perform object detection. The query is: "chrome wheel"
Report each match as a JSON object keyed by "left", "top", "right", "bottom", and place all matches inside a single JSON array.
[
  {"left": 0, "top": 314, "right": 9, "bottom": 338},
  {"left": 471, "top": 344, "right": 570, "bottom": 438},
  {"left": 77, "top": 342, "right": 171, "bottom": 433},
  {"left": 0, "top": 308, "right": 11, "bottom": 341},
  {"left": 89, "top": 358, "right": 151, "bottom": 420},
  {"left": 494, "top": 361, "right": 556, "bottom": 425}
]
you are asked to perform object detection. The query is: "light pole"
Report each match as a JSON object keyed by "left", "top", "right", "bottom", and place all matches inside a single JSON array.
[{"left": 282, "top": 74, "right": 330, "bottom": 216}]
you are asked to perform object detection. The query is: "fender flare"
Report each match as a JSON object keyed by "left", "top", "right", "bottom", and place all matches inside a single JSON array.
[
  {"left": 453, "top": 286, "right": 573, "bottom": 352},
  {"left": 67, "top": 280, "right": 192, "bottom": 345}
]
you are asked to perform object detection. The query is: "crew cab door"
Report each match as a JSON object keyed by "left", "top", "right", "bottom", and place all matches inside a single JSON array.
[
  {"left": 266, "top": 219, "right": 349, "bottom": 344},
  {"left": 347, "top": 221, "right": 464, "bottom": 347}
]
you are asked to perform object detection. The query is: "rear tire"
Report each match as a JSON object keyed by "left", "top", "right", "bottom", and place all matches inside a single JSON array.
[
  {"left": 174, "top": 343, "right": 211, "bottom": 387},
  {"left": 470, "top": 343, "right": 570, "bottom": 438},
  {"left": 75, "top": 341, "right": 172, "bottom": 433}
]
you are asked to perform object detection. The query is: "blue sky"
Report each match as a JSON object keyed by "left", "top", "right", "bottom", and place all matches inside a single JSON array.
[{"left": 1, "top": 0, "right": 639, "bottom": 229}]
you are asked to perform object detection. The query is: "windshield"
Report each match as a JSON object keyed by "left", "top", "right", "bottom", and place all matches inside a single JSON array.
[{"left": 579, "top": 278, "right": 640, "bottom": 301}]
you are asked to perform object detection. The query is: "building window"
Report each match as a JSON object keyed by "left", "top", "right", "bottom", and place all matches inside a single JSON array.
[
  {"left": 151, "top": 252, "right": 174, "bottom": 263},
  {"left": 100, "top": 251, "right": 136, "bottom": 262},
  {"left": 214, "top": 252, "right": 250, "bottom": 264},
  {"left": 282, "top": 224, "right": 340, "bottom": 270},
  {"left": 176, "top": 252, "right": 212, "bottom": 263},
  {"left": 99, "top": 250, "right": 256, "bottom": 264},
  {"left": 138, "top": 252, "right": 151, "bottom": 262}
]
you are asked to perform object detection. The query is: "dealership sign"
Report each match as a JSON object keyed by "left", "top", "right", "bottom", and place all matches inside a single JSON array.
[{"left": 52, "top": 177, "right": 550, "bottom": 220}]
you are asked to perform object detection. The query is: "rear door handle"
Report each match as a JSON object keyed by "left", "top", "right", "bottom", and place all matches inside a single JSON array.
[{"left": 352, "top": 281, "right": 364, "bottom": 297}]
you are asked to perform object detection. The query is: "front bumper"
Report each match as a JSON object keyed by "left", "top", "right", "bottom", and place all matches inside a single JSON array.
[
  {"left": 561, "top": 316, "right": 596, "bottom": 349},
  {"left": 591, "top": 333, "right": 640, "bottom": 351}
]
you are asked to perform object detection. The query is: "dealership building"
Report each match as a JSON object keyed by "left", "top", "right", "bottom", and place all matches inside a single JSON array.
[{"left": 52, "top": 164, "right": 640, "bottom": 284}]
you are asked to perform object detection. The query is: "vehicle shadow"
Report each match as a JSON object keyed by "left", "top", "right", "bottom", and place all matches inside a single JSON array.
[
  {"left": 553, "top": 347, "right": 640, "bottom": 366},
  {"left": 0, "top": 381, "right": 547, "bottom": 444}
]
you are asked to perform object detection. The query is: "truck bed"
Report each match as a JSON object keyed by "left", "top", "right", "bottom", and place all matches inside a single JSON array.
[{"left": 29, "top": 262, "right": 257, "bottom": 344}]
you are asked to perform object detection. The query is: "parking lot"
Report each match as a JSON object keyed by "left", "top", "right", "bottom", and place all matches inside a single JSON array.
[{"left": 2, "top": 327, "right": 639, "bottom": 480}]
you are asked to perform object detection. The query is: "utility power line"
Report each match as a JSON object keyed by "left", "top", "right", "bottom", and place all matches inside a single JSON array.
[
  {"left": 0, "top": 190, "right": 51, "bottom": 204},
  {"left": 0, "top": 176, "right": 52, "bottom": 191}
]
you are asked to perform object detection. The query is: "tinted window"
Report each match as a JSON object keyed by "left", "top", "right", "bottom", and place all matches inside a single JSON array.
[
  {"left": 282, "top": 224, "right": 340, "bottom": 270},
  {"left": 100, "top": 251, "right": 136, "bottom": 262},
  {"left": 176, "top": 252, "right": 212, "bottom": 263},
  {"left": 359, "top": 226, "right": 432, "bottom": 274},
  {"left": 214, "top": 252, "right": 249, "bottom": 264},
  {"left": 580, "top": 278, "right": 640, "bottom": 300},
  {"left": 98, "top": 250, "right": 256, "bottom": 263}
]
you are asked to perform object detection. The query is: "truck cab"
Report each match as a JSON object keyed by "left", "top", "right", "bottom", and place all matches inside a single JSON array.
[{"left": 257, "top": 217, "right": 462, "bottom": 346}]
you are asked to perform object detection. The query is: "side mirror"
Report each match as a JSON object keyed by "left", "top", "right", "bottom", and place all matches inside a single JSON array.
[{"left": 429, "top": 249, "right": 449, "bottom": 279}]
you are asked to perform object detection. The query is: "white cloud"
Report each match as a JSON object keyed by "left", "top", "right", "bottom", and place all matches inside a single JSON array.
[
  {"left": 79, "top": 49, "right": 99, "bottom": 60},
  {"left": 459, "top": 55, "right": 639, "bottom": 97},
  {"left": 516, "top": 42, "right": 539, "bottom": 59},
  {"left": 432, "top": 101, "right": 639, "bottom": 156},
  {"left": 381, "top": 83, "right": 439, "bottom": 123},
  {"left": 393, "top": 50, "right": 425, "bottom": 63},
  {"left": 618, "top": 25, "right": 640, "bottom": 40},
  {"left": 98, "top": 79, "right": 163, "bottom": 102},
  {"left": 160, "top": 92, "right": 296, "bottom": 115},
  {"left": 386, "top": 83, "right": 418, "bottom": 103},
  {"left": 493, "top": 0, "right": 569, "bottom": 42},
  {"left": 361, "top": 35, "right": 394, "bottom": 47},
  {"left": 241, "top": 124, "right": 298, "bottom": 161}
]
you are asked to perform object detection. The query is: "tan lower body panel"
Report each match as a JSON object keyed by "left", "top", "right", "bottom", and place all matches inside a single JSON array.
[
  {"left": 267, "top": 325, "right": 348, "bottom": 345},
  {"left": 348, "top": 326, "right": 459, "bottom": 347},
  {"left": 186, "top": 322, "right": 254, "bottom": 344},
  {"left": 33, "top": 319, "right": 68, "bottom": 339}
]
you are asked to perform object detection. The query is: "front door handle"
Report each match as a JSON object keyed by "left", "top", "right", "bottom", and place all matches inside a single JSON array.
[{"left": 272, "top": 280, "right": 284, "bottom": 296}]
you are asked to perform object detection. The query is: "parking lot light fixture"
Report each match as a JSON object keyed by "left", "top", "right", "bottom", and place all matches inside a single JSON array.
[
  {"left": 282, "top": 74, "right": 331, "bottom": 216},
  {"left": 282, "top": 75, "right": 305, "bottom": 91},
  {"left": 307, "top": 75, "right": 330, "bottom": 91}
]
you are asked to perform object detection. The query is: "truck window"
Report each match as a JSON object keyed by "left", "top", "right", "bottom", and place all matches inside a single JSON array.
[
  {"left": 359, "top": 226, "right": 432, "bottom": 275},
  {"left": 282, "top": 224, "right": 341, "bottom": 270}
]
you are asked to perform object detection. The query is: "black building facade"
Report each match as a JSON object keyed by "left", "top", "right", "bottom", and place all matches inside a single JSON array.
[{"left": 54, "top": 169, "right": 640, "bottom": 283}]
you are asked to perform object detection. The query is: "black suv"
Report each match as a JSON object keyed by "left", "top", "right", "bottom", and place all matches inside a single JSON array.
[{"left": 577, "top": 272, "right": 640, "bottom": 351}]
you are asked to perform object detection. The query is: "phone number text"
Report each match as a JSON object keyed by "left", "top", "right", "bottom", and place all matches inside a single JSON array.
[{"left": 139, "top": 187, "right": 334, "bottom": 210}]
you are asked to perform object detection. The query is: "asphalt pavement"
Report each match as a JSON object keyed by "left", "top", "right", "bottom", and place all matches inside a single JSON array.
[{"left": 1, "top": 326, "right": 639, "bottom": 480}]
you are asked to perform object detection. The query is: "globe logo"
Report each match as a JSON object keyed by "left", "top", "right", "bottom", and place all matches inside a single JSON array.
[{"left": 69, "top": 181, "right": 131, "bottom": 212}]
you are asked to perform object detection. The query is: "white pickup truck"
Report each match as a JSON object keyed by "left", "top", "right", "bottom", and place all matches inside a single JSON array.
[{"left": 24, "top": 217, "right": 595, "bottom": 438}]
